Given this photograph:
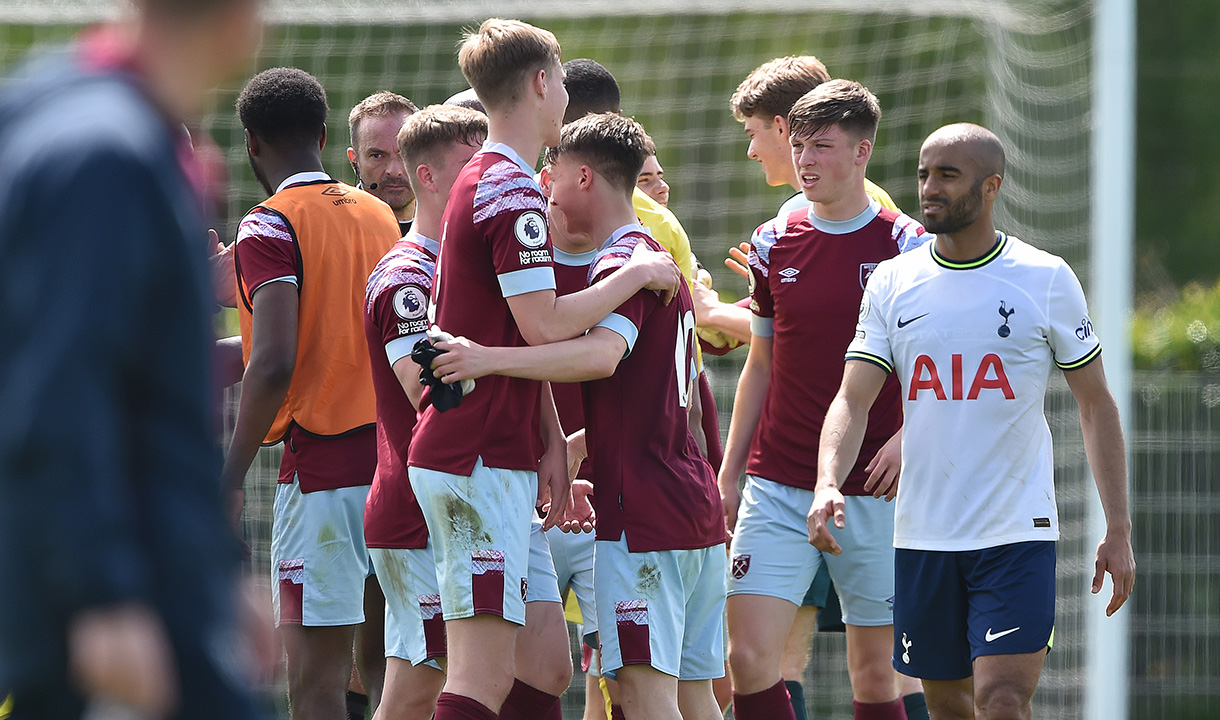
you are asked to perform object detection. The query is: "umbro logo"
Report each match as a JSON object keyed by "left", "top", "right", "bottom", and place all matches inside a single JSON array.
[
  {"left": 321, "top": 186, "right": 350, "bottom": 196},
  {"left": 778, "top": 267, "right": 799, "bottom": 283},
  {"left": 897, "top": 313, "right": 928, "bottom": 329}
]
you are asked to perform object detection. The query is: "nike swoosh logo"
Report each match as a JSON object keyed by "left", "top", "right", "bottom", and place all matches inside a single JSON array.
[
  {"left": 985, "top": 626, "right": 1020, "bottom": 642},
  {"left": 896, "top": 313, "right": 929, "bottom": 328}
]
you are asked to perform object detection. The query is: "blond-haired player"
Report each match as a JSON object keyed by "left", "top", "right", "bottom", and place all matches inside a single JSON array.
[{"left": 405, "top": 20, "right": 680, "bottom": 720}]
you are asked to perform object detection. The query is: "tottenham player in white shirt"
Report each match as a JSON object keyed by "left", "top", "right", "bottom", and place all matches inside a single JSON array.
[{"left": 809, "top": 123, "right": 1135, "bottom": 720}]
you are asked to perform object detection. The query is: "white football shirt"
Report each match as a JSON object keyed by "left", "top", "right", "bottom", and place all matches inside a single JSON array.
[{"left": 846, "top": 233, "right": 1101, "bottom": 551}]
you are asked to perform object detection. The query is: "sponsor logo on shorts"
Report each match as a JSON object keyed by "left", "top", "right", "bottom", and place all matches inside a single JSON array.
[
  {"left": 515, "top": 211, "right": 547, "bottom": 249},
  {"left": 521, "top": 577, "right": 529, "bottom": 601},
  {"left": 278, "top": 558, "right": 304, "bottom": 585},
  {"left": 985, "top": 626, "right": 1020, "bottom": 642},
  {"left": 730, "top": 554, "right": 751, "bottom": 579},
  {"left": 901, "top": 632, "right": 913, "bottom": 664}
]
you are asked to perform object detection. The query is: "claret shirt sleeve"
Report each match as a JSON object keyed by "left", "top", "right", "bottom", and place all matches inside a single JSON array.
[
  {"left": 748, "top": 220, "right": 778, "bottom": 337},
  {"left": 235, "top": 206, "right": 299, "bottom": 299},
  {"left": 589, "top": 242, "right": 654, "bottom": 356},
  {"left": 471, "top": 160, "right": 555, "bottom": 298}
]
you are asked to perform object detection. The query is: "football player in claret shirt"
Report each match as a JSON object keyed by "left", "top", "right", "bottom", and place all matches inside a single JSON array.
[
  {"left": 223, "top": 67, "right": 402, "bottom": 720},
  {"left": 428, "top": 112, "right": 727, "bottom": 720},
  {"left": 810, "top": 123, "right": 1134, "bottom": 720},
  {"left": 348, "top": 92, "right": 420, "bottom": 237},
  {"left": 717, "top": 80, "right": 931, "bottom": 720},
  {"left": 363, "top": 104, "right": 488, "bottom": 720},
  {"left": 719, "top": 56, "right": 930, "bottom": 720},
  {"left": 404, "top": 20, "right": 681, "bottom": 720}
]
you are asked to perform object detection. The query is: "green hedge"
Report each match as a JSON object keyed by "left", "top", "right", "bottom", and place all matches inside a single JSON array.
[{"left": 1133, "top": 280, "right": 1220, "bottom": 371}]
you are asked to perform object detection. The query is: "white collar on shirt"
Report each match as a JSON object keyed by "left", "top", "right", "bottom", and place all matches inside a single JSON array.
[
  {"left": 276, "top": 170, "right": 332, "bottom": 194},
  {"left": 599, "top": 223, "right": 649, "bottom": 252},
  {"left": 482, "top": 140, "right": 538, "bottom": 176},
  {"left": 403, "top": 229, "right": 440, "bottom": 256}
]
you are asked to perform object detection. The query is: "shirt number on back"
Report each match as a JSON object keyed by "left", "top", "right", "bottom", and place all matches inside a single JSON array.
[{"left": 675, "top": 309, "right": 696, "bottom": 408}]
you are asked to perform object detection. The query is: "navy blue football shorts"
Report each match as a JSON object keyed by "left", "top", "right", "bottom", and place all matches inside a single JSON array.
[{"left": 892, "top": 541, "right": 1055, "bottom": 681}]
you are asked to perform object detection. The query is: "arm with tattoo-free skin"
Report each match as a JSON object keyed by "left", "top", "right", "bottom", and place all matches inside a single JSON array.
[{"left": 1063, "top": 357, "right": 1135, "bottom": 616}]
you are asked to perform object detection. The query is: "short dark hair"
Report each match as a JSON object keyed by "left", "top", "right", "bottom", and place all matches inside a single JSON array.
[
  {"left": 444, "top": 88, "right": 486, "bottom": 114},
  {"left": 236, "top": 67, "right": 329, "bottom": 148},
  {"left": 562, "top": 58, "right": 620, "bottom": 124},
  {"left": 787, "top": 79, "right": 880, "bottom": 143},
  {"left": 548, "top": 112, "right": 653, "bottom": 197},
  {"left": 349, "top": 91, "right": 418, "bottom": 149}
]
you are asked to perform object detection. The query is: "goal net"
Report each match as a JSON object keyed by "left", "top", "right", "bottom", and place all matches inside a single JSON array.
[{"left": 5, "top": 2, "right": 1197, "bottom": 719}]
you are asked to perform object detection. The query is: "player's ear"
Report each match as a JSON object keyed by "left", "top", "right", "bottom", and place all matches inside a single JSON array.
[
  {"left": 539, "top": 166, "right": 553, "bottom": 197},
  {"left": 855, "top": 137, "right": 873, "bottom": 165},
  {"left": 318, "top": 123, "right": 327, "bottom": 152},
  {"left": 417, "top": 163, "right": 436, "bottom": 193},
  {"left": 347, "top": 147, "right": 358, "bottom": 165},
  {"left": 774, "top": 115, "right": 789, "bottom": 137},
  {"left": 244, "top": 128, "right": 259, "bottom": 157},
  {"left": 982, "top": 173, "right": 1003, "bottom": 200},
  {"left": 532, "top": 67, "right": 548, "bottom": 100},
  {"left": 578, "top": 164, "right": 593, "bottom": 190}
]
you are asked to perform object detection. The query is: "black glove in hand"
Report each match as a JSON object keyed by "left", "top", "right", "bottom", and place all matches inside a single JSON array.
[{"left": 411, "top": 338, "right": 465, "bottom": 412}]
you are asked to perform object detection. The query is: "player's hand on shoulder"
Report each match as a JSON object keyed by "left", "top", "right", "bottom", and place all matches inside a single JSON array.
[
  {"left": 724, "top": 241, "right": 751, "bottom": 281},
  {"left": 628, "top": 240, "right": 682, "bottom": 305},
  {"left": 807, "top": 486, "right": 846, "bottom": 555},
  {"left": 863, "top": 429, "right": 902, "bottom": 501},
  {"left": 1093, "top": 527, "right": 1135, "bottom": 617}
]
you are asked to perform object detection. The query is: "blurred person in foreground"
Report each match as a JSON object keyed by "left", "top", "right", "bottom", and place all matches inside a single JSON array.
[{"left": 0, "top": 0, "right": 265, "bottom": 719}]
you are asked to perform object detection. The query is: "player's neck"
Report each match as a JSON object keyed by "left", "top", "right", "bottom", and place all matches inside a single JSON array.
[
  {"left": 588, "top": 198, "right": 642, "bottom": 249},
  {"left": 812, "top": 183, "right": 870, "bottom": 222},
  {"left": 553, "top": 231, "right": 598, "bottom": 255},
  {"left": 412, "top": 198, "right": 443, "bottom": 242},
  {"left": 934, "top": 218, "right": 999, "bottom": 261},
  {"left": 394, "top": 198, "right": 417, "bottom": 223},
  {"left": 263, "top": 151, "right": 326, "bottom": 196},
  {"left": 782, "top": 167, "right": 800, "bottom": 194},
  {"left": 486, "top": 116, "right": 544, "bottom": 173}
]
